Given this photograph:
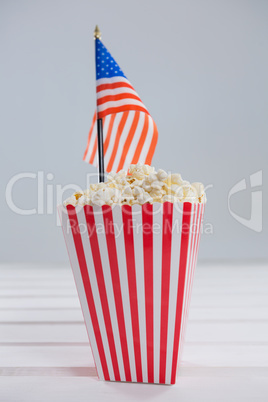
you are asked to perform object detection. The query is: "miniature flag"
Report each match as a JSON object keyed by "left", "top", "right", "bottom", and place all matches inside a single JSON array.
[{"left": 83, "top": 38, "right": 158, "bottom": 173}]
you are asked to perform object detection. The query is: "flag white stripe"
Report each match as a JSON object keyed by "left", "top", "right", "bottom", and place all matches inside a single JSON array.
[
  {"left": 94, "top": 208, "right": 126, "bottom": 381},
  {"left": 59, "top": 205, "right": 104, "bottom": 380},
  {"left": 104, "top": 113, "right": 123, "bottom": 170},
  {"left": 97, "top": 76, "right": 133, "bottom": 86},
  {"left": 75, "top": 207, "right": 115, "bottom": 381},
  {"left": 153, "top": 202, "right": 163, "bottom": 384},
  {"left": 132, "top": 204, "right": 148, "bottom": 382},
  {"left": 112, "top": 205, "right": 137, "bottom": 382},
  {"left": 110, "top": 111, "right": 136, "bottom": 172},
  {"left": 138, "top": 115, "right": 154, "bottom": 162},
  {"left": 121, "top": 113, "right": 145, "bottom": 167},
  {"left": 97, "top": 98, "right": 147, "bottom": 113},
  {"left": 97, "top": 87, "right": 139, "bottom": 99}
]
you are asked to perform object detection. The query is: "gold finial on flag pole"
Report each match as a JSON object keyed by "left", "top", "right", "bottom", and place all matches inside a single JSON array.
[{"left": 94, "top": 25, "right": 101, "bottom": 40}]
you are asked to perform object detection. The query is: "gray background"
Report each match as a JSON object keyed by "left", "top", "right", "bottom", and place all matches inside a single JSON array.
[{"left": 1, "top": 0, "right": 267, "bottom": 262}]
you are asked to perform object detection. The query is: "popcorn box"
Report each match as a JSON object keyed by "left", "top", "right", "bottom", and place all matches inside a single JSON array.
[{"left": 58, "top": 201, "right": 204, "bottom": 384}]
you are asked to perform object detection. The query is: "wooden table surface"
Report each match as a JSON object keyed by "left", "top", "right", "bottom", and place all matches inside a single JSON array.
[{"left": 0, "top": 262, "right": 267, "bottom": 402}]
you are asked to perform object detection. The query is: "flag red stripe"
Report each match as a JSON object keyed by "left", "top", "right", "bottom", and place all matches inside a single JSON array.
[
  {"left": 102, "top": 205, "right": 132, "bottom": 382},
  {"left": 97, "top": 82, "right": 135, "bottom": 93},
  {"left": 98, "top": 105, "right": 148, "bottom": 120},
  {"left": 83, "top": 205, "right": 121, "bottom": 381},
  {"left": 131, "top": 114, "right": 149, "bottom": 164},
  {"left": 97, "top": 93, "right": 142, "bottom": 106},
  {"left": 66, "top": 205, "right": 110, "bottom": 380},
  {"left": 89, "top": 136, "right": 98, "bottom": 165},
  {"left": 122, "top": 205, "right": 143, "bottom": 382},
  {"left": 142, "top": 203, "right": 154, "bottom": 383},
  {"left": 145, "top": 119, "right": 158, "bottom": 166},
  {"left": 159, "top": 202, "right": 173, "bottom": 383},
  {"left": 170, "top": 202, "right": 192, "bottom": 384},
  {"left": 83, "top": 111, "right": 96, "bottom": 160},
  {"left": 106, "top": 112, "right": 129, "bottom": 172},
  {"left": 117, "top": 111, "right": 140, "bottom": 172}
]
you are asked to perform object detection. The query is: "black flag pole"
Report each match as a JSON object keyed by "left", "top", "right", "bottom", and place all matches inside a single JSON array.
[{"left": 94, "top": 25, "right": 105, "bottom": 182}]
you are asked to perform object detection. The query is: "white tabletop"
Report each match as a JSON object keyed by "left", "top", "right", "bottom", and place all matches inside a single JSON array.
[{"left": 0, "top": 262, "right": 267, "bottom": 402}]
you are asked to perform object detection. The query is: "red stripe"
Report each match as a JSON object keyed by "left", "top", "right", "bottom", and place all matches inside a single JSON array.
[
  {"left": 159, "top": 202, "right": 173, "bottom": 383},
  {"left": 97, "top": 93, "right": 142, "bottom": 106},
  {"left": 66, "top": 205, "right": 110, "bottom": 380},
  {"left": 97, "top": 82, "right": 135, "bottom": 92},
  {"left": 145, "top": 119, "right": 158, "bottom": 166},
  {"left": 83, "top": 205, "right": 121, "bottom": 381},
  {"left": 102, "top": 205, "right": 132, "bottom": 382},
  {"left": 122, "top": 205, "right": 143, "bottom": 382},
  {"left": 170, "top": 202, "right": 192, "bottom": 384},
  {"left": 89, "top": 136, "right": 98, "bottom": 165},
  {"left": 98, "top": 105, "right": 148, "bottom": 120},
  {"left": 131, "top": 114, "right": 149, "bottom": 164},
  {"left": 142, "top": 203, "right": 154, "bottom": 383}
]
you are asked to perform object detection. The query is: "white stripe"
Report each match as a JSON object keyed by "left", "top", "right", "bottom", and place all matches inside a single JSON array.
[
  {"left": 75, "top": 206, "right": 115, "bottom": 380},
  {"left": 110, "top": 111, "right": 135, "bottom": 172},
  {"left": 138, "top": 115, "right": 154, "bottom": 163},
  {"left": 179, "top": 204, "right": 203, "bottom": 356},
  {"left": 97, "top": 98, "right": 147, "bottom": 114},
  {"left": 179, "top": 204, "right": 194, "bottom": 351},
  {"left": 84, "top": 121, "right": 97, "bottom": 164},
  {"left": 152, "top": 203, "right": 163, "bottom": 384},
  {"left": 104, "top": 113, "right": 122, "bottom": 170},
  {"left": 59, "top": 205, "right": 104, "bottom": 380},
  {"left": 132, "top": 204, "right": 148, "bottom": 382},
  {"left": 97, "top": 76, "right": 132, "bottom": 86},
  {"left": 97, "top": 87, "right": 139, "bottom": 99},
  {"left": 120, "top": 113, "right": 145, "bottom": 168},
  {"left": 112, "top": 205, "right": 137, "bottom": 382},
  {"left": 177, "top": 203, "right": 196, "bottom": 364},
  {"left": 93, "top": 206, "right": 126, "bottom": 381},
  {"left": 165, "top": 202, "right": 183, "bottom": 384}
]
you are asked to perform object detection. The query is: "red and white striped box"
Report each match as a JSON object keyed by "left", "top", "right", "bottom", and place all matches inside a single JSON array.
[{"left": 58, "top": 201, "right": 204, "bottom": 384}]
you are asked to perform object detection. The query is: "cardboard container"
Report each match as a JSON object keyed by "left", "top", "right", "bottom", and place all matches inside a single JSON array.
[{"left": 58, "top": 201, "right": 204, "bottom": 384}]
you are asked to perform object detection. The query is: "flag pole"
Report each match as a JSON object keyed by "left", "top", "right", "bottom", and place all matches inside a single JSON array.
[{"left": 94, "top": 25, "right": 105, "bottom": 182}]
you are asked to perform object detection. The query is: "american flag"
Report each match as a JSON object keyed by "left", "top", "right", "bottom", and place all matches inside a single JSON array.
[{"left": 83, "top": 38, "right": 158, "bottom": 173}]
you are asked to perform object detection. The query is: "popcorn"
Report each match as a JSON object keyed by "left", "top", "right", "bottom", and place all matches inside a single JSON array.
[
  {"left": 64, "top": 195, "right": 78, "bottom": 207},
  {"left": 78, "top": 195, "right": 90, "bottom": 206},
  {"left": 157, "top": 169, "right": 168, "bottom": 181},
  {"left": 64, "top": 164, "right": 206, "bottom": 207}
]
